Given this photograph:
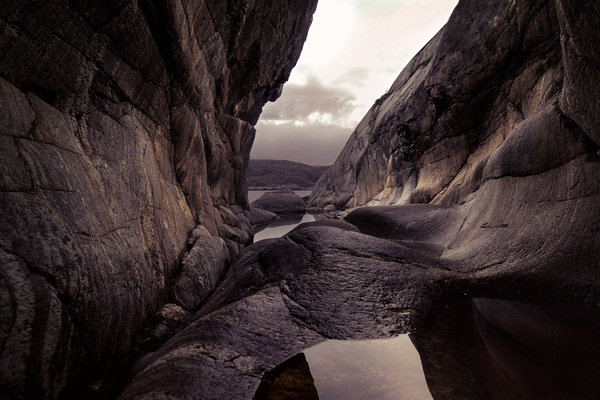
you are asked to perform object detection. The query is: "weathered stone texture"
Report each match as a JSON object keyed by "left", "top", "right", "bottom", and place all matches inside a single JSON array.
[
  {"left": 310, "top": 0, "right": 598, "bottom": 210},
  {"left": 0, "top": 0, "right": 317, "bottom": 397}
]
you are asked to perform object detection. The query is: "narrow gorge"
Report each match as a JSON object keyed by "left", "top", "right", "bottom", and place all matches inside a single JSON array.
[{"left": 1, "top": 0, "right": 599, "bottom": 399}]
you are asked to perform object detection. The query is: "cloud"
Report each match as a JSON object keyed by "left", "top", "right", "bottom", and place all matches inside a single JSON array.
[
  {"left": 332, "top": 67, "right": 370, "bottom": 87},
  {"left": 250, "top": 0, "right": 460, "bottom": 166},
  {"left": 253, "top": 75, "right": 358, "bottom": 165},
  {"left": 252, "top": 121, "right": 352, "bottom": 166},
  {"left": 260, "top": 75, "right": 357, "bottom": 127}
]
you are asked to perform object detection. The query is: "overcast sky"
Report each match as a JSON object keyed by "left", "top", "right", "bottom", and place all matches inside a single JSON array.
[{"left": 251, "top": 0, "right": 459, "bottom": 166}]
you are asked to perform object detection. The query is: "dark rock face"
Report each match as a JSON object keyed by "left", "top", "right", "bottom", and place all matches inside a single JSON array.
[
  {"left": 252, "top": 353, "right": 319, "bottom": 400},
  {"left": 246, "top": 159, "right": 329, "bottom": 190},
  {"left": 250, "top": 190, "right": 307, "bottom": 214},
  {"left": 0, "top": 0, "right": 317, "bottom": 398},
  {"left": 169, "top": 226, "right": 230, "bottom": 312},
  {"left": 248, "top": 207, "right": 278, "bottom": 226}
]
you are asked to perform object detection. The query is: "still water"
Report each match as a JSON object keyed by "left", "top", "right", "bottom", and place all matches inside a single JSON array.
[
  {"left": 254, "top": 213, "right": 316, "bottom": 241},
  {"left": 249, "top": 190, "right": 315, "bottom": 242},
  {"left": 253, "top": 335, "right": 431, "bottom": 400},
  {"left": 304, "top": 336, "right": 432, "bottom": 400},
  {"left": 248, "top": 190, "right": 312, "bottom": 203},
  {"left": 254, "top": 298, "right": 600, "bottom": 399}
]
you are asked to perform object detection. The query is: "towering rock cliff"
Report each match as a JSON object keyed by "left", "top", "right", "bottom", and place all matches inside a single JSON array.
[
  {"left": 310, "top": 0, "right": 600, "bottom": 210},
  {"left": 0, "top": 0, "right": 316, "bottom": 397}
]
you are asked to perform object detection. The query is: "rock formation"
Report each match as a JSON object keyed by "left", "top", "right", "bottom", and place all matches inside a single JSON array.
[
  {"left": 0, "top": 0, "right": 317, "bottom": 398},
  {"left": 3, "top": 0, "right": 600, "bottom": 399},
  {"left": 310, "top": 0, "right": 600, "bottom": 211},
  {"left": 120, "top": 0, "right": 600, "bottom": 398},
  {"left": 250, "top": 189, "right": 307, "bottom": 214}
]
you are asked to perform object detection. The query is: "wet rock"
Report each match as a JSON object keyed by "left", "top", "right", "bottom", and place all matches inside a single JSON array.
[
  {"left": 249, "top": 207, "right": 278, "bottom": 227},
  {"left": 253, "top": 353, "right": 319, "bottom": 400},
  {"left": 250, "top": 190, "right": 307, "bottom": 214}
]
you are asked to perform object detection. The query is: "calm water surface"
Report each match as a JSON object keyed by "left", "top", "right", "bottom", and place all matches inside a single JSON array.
[
  {"left": 254, "top": 299, "right": 600, "bottom": 399},
  {"left": 248, "top": 190, "right": 312, "bottom": 203},
  {"left": 254, "top": 213, "right": 316, "bottom": 242},
  {"left": 250, "top": 190, "right": 315, "bottom": 242},
  {"left": 304, "top": 336, "right": 432, "bottom": 400}
]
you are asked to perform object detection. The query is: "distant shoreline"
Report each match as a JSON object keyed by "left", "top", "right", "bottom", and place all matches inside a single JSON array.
[{"left": 249, "top": 186, "right": 314, "bottom": 191}]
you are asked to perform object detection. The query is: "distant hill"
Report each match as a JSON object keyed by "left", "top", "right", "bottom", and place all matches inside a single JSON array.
[{"left": 247, "top": 159, "right": 329, "bottom": 190}]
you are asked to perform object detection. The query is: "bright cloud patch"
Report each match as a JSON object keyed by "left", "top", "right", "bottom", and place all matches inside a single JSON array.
[
  {"left": 254, "top": 75, "right": 357, "bottom": 165},
  {"left": 251, "top": 0, "right": 459, "bottom": 165},
  {"left": 260, "top": 75, "right": 357, "bottom": 128}
]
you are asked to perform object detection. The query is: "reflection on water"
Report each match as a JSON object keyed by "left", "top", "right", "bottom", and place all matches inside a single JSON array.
[
  {"left": 254, "top": 353, "right": 319, "bottom": 400},
  {"left": 254, "top": 213, "right": 316, "bottom": 242},
  {"left": 250, "top": 190, "right": 315, "bottom": 242},
  {"left": 414, "top": 298, "right": 600, "bottom": 400},
  {"left": 249, "top": 190, "right": 312, "bottom": 203},
  {"left": 304, "top": 336, "right": 432, "bottom": 400},
  {"left": 255, "top": 298, "right": 600, "bottom": 399},
  {"left": 254, "top": 336, "right": 431, "bottom": 400}
]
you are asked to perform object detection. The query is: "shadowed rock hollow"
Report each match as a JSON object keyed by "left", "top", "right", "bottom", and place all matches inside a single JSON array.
[{"left": 2, "top": 0, "right": 600, "bottom": 399}]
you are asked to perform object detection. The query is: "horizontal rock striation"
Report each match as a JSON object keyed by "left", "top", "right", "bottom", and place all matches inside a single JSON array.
[{"left": 0, "top": 0, "right": 317, "bottom": 398}]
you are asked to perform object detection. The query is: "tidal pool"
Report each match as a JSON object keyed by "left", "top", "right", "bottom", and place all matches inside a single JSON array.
[
  {"left": 253, "top": 335, "right": 430, "bottom": 400},
  {"left": 304, "top": 336, "right": 432, "bottom": 400},
  {"left": 254, "top": 298, "right": 600, "bottom": 400},
  {"left": 249, "top": 190, "right": 315, "bottom": 242}
]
